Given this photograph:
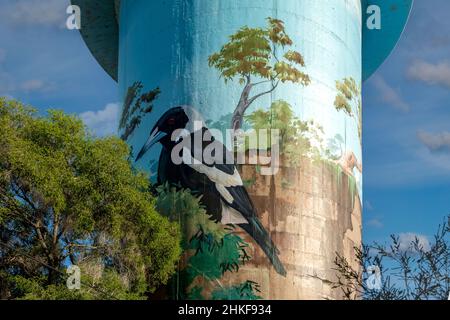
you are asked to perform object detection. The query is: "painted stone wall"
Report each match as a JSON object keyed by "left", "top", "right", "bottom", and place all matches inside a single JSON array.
[
  {"left": 232, "top": 158, "right": 362, "bottom": 299},
  {"left": 118, "top": 0, "right": 363, "bottom": 300}
]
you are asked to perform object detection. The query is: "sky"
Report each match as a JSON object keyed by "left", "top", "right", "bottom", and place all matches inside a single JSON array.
[{"left": 0, "top": 0, "right": 449, "bottom": 248}]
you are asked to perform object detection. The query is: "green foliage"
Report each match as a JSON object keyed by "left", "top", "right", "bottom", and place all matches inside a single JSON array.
[
  {"left": 187, "top": 233, "right": 250, "bottom": 280},
  {"left": 0, "top": 98, "right": 181, "bottom": 299},
  {"left": 4, "top": 268, "right": 146, "bottom": 300},
  {"left": 324, "top": 160, "right": 358, "bottom": 208},
  {"left": 245, "top": 100, "right": 324, "bottom": 166},
  {"left": 334, "top": 78, "right": 362, "bottom": 143},
  {"left": 156, "top": 183, "right": 227, "bottom": 248},
  {"left": 243, "top": 177, "right": 257, "bottom": 188},
  {"left": 208, "top": 18, "right": 309, "bottom": 86},
  {"left": 119, "top": 82, "right": 161, "bottom": 141},
  {"left": 186, "top": 286, "right": 205, "bottom": 300},
  {"left": 211, "top": 280, "right": 262, "bottom": 300},
  {"left": 334, "top": 78, "right": 358, "bottom": 116},
  {"left": 155, "top": 184, "right": 254, "bottom": 300},
  {"left": 209, "top": 18, "right": 310, "bottom": 130},
  {"left": 326, "top": 214, "right": 450, "bottom": 300}
]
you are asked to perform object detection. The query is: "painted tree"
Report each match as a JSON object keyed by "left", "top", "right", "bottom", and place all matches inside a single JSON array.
[
  {"left": 209, "top": 18, "right": 310, "bottom": 130},
  {"left": 155, "top": 184, "right": 259, "bottom": 300},
  {"left": 245, "top": 100, "right": 324, "bottom": 166},
  {"left": 334, "top": 77, "right": 362, "bottom": 145},
  {"left": 119, "top": 82, "right": 161, "bottom": 141}
]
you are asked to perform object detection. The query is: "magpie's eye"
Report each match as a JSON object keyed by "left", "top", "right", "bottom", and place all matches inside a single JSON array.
[{"left": 167, "top": 118, "right": 176, "bottom": 125}]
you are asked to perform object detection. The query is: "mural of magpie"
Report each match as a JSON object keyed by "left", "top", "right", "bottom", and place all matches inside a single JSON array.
[{"left": 135, "top": 106, "right": 286, "bottom": 276}]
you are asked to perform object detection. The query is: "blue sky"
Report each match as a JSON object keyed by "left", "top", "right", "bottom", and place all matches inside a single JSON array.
[
  {"left": 363, "top": 0, "right": 450, "bottom": 246},
  {"left": 0, "top": 0, "right": 449, "bottom": 248}
]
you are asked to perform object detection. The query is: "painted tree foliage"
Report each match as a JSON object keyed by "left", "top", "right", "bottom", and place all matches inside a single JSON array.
[
  {"left": 334, "top": 77, "right": 362, "bottom": 145},
  {"left": 155, "top": 184, "right": 260, "bottom": 300},
  {"left": 245, "top": 100, "right": 324, "bottom": 166},
  {"left": 120, "top": 82, "right": 161, "bottom": 141},
  {"left": 209, "top": 18, "right": 310, "bottom": 130},
  {"left": 0, "top": 99, "right": 181, "bottom": 300}
]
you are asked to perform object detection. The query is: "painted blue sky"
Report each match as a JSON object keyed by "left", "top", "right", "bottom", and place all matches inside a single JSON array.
[{"left": 0, "top": 0, "right": 449, "bottom": 247}]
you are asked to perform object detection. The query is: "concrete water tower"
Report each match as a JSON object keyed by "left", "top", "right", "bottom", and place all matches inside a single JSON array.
[{"left": 72, "top": 0, "right": 412, "bottom": 300}]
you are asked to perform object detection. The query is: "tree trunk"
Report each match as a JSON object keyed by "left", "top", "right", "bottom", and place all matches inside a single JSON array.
[
  {"left": 231, "top": 82, "right": 253, "bottom": 130},
  {"left": 47, "top": 241, "right": 62, "bottom": 285},
  {"left": 47, "top": 258, "right": 60, "bottom": 285}
]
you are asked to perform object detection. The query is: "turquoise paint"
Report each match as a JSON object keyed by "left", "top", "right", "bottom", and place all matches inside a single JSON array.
[
  {"left": 71, "top": 0, "right": 119, "bottom": 80},
  {"left": 362, "top": 0, "right": 413, "bottom": 81},
  {"left": 73, "top": 0, "right": 412, "bottom": 298},
  {"left": 73, "top": 0, "right": 413, "bottom": 82},
  {"left": 118, "top": 0, "right": 362, "bottom": 189}
]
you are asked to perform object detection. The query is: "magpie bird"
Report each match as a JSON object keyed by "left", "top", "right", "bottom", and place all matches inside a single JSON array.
[{"left": 135, "top": 106, "right": 286, "bottom": 276}]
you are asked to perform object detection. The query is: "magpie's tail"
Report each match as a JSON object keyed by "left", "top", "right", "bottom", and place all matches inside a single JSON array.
[{"left": 239, "top": 218, "right": 287, "bottom": 277}]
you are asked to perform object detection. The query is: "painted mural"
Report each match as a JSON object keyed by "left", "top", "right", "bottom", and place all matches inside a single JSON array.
[
  {"left": 70, "top": 0, "right": 415, "bottom": 300},
  {"left": 118, "top": 0, "right": 363, "bottom": 300}
]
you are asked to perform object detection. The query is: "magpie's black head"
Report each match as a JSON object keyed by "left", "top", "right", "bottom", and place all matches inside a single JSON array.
[{"left": 135, "top": 106, "right": 201, "bottom": 162}]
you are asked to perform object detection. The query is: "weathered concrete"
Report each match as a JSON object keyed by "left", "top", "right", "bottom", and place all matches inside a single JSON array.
[{"left": 214, "top": 157, "right": 363, "bottom": 300}]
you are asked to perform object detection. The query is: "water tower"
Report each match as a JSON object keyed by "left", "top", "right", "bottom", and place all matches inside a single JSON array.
[{"left": 72, "top": 0, "right": 412, "bottom": 299}]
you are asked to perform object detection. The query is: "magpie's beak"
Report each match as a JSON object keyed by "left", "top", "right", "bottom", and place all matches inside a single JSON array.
[{"left": 135, "top": 127, "right": 167, "bottom": 162}]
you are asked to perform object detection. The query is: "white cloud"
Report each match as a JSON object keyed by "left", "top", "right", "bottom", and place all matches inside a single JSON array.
[
  {"left": 80, "top": 103, "right": 120, "bottom": 137},
  {"left": 417, "top": 130, "right": 450, "bottom": 153},
  {"left": 370, "top": 75, "right": 410, "bottom": 112},
  {"left": 20, "top": 79, "right": 47, "bottom": 92},
  {"left": 366, "top": 218, "right": 383, "bottom": 229},
  {"left": 0, "top": 47, "right": 53, "bottom": 95},
  {"left": 365, "top": 147, "right": 450, "bottom": 188},
  {"left": 0, "top": 77, "right": 54, "bottom": 95},
  {"left": 398, "top": 233, "right": 431, "bottom": 252},
  {"left": 0, "top": 0, "right": 67, "bottom": 28},
  {"left": 416, "top": 146, "right": 450, "bottom": 174},
  {"left": 407, "top": 60, "right": 450, "bottom": 88},
  {"left": 365, "top": 201, "right": 374, "bottom": 211}
]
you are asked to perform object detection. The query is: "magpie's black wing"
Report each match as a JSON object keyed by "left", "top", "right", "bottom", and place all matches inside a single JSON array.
[
  {"left": 178, "top": 129, "right": 286, "bottom": 275},
  {"left": 181, "top": 129, "right": 254, "bottom": 218}
]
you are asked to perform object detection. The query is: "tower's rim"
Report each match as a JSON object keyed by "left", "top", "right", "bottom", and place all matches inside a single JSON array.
[{"left": 72, "top": 0, "right": 412, "bottom": 83}]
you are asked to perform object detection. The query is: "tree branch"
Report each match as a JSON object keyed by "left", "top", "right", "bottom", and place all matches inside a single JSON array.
[
  {"left": 252, "top": 79, "right": 273, "bottom": 86},
  {"left": 247, "top": 80, "right": 280, "bottom": 106}
]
